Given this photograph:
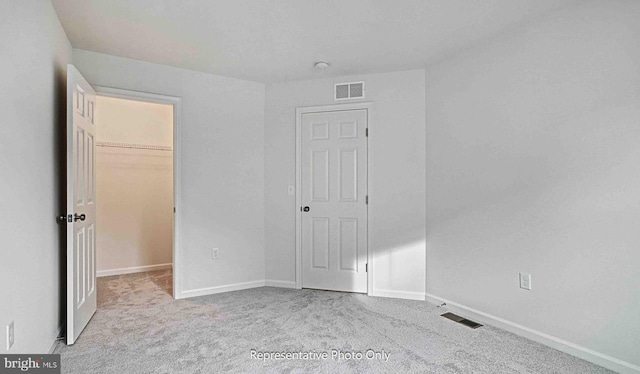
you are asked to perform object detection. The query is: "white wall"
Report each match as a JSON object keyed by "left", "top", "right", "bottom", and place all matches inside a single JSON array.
[
  {"left": 265, "top": 70, "right": 426, "bottom": 299},
  {"left": 425, "top": 0, "right": 640, "bottom": 370},
  {"left": 95, "top": 97, "right": 174, "bottom": 275},
  {"left": 96, "top": 96, "right": 174, "bottom": 146},
  {"left": 73, "top": 50, "right": 266, "bottom": 295},
  {"left": 0, "top": 1, "right": 72, "bottom": 353}
]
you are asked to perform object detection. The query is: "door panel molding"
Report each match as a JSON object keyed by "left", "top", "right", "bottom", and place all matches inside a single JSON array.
[
  {"left": 311, "top": 217, "right": 330, "bottom": 270},
  {"left": 295, "top": 102, "right": 373, "bottom": 294}
]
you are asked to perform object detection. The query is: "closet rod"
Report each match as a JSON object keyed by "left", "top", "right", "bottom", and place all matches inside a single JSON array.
[{"left": 96, "top": 141, "right": 173, "bottom": 152}]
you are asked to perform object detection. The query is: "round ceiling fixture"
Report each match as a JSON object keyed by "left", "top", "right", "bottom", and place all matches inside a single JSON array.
[{"left": 314, "top": 61, "right": 330, "bottom": 70}]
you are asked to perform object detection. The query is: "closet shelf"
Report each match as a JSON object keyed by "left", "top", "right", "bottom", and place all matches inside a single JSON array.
[{"left": 96, "top": 141, "right": 173, "bottom": 152}]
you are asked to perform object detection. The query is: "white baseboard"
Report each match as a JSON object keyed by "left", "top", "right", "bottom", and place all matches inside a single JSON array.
[
  {"left": 180, "top": 280, "right": 266, "bottom": 298},
  {"left": 425, "top": 293, "right": 640, "bottom": 374},
  {"left": 265, "top": 279, "right": 298, "bottom": 289},
  {"left": 47, "top": 325, "right": 63, "bottom": 354},
  {"left": 97, "top": 263, "right": 173, "bottom": 277},
  {"left": 371, "top": 288, "right": 426, "bottom": 301}
]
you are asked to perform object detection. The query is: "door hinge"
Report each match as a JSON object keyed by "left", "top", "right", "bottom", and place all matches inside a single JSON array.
[
  {"left": 366, "top": 128, "right": 368, "bottom": 137},
  {"left": 366, "top": 263, "right": 368, "bottom": 272},
  {"left": 173, "top": 207, "right": 176, "bottom": 213},
  {"left": 366, "top": 195, "right": 368, "bottom": 204}
]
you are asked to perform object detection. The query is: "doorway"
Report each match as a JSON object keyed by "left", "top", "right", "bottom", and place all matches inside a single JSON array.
[
  {"left": 65, "top": 66, "right": 184, "bottom": 344},
  {"left": 296, "top": 104, "right": 371, "bottom": 293},
  {"left": 94, "top": 87, "right": 182, "bottom": 299}
]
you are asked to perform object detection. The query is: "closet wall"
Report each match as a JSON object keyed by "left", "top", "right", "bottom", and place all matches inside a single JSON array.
[{"left": 95, "top": 96, "right": 174, "bottom": 276}]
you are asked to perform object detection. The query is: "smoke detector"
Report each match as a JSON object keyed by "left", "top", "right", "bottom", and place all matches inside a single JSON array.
[{"left": 314, "top": 61, "right": 330, "bottom": 70}]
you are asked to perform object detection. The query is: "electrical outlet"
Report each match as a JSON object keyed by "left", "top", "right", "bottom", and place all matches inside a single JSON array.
[
  {"left": 212, "top": 248, "right": 220, "bottom": 259},
  {"left": 287, "top": 185, "right": 295, "bottom": 196},
  {"left": 7, "top": 321, "right": 14, "bottom": 350},
  {"left": 519, "top": 273, "right": 532, "bottom": 290}
]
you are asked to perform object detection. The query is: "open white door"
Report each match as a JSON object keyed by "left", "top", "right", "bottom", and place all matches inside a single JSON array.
[{"left": 66, "top": 65, "right": 97, "bottom": 345}]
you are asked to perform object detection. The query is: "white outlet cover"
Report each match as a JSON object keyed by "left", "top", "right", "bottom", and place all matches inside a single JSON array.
[
  {"left": 519, "top": 273, "right": 532, "bottom": 290},
  {"left": 287, "top": 186, "right": 295, "bottom": 196},
  {"left": 7, "top": 321, "right": 14, "bottom": 350},
  {"left": 212, "top": 248, "right": 220, "bottom": 259}
]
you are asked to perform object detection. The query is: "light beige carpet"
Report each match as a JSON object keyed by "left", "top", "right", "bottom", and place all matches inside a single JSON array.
[{"left": 54, "top": 270, "right": 611, "bottom": 373}]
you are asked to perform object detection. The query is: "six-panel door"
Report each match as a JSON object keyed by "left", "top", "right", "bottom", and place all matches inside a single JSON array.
[
  {"left": 67, "top": 65, "right": 97, "bottom": 344},
  {"left": 301, "top": 109, "right": 368, "bottom": 293}
]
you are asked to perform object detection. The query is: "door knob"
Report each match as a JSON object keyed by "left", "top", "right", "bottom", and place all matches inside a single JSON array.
[
  {"left": 303, "top": 206, "right": 310, "bottom": 212},
  {"left": 74, "top": 213, "right": 86, "bottom": 222}
]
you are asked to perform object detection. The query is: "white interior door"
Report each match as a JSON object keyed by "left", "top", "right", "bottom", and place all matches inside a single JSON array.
[
  {"left": 66, "top": 65, "right": 97, "bottom": 344},
  {"left": 301, "top": 109, "right": 368, "bottom": 293}
]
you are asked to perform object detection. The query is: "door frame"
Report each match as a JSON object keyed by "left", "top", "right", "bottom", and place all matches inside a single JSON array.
[
  {"left": 295, "top": 102, "right": 373, "bottom": 295},
  {"left": 93, "top": 85, "right": 184, "bottom": 299}
]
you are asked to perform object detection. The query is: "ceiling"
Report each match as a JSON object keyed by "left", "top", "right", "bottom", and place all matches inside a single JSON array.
[{"left": 51, "top": 0, "right": 579, "bottom": 83}]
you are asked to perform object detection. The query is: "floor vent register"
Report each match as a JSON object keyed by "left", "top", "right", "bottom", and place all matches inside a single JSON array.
[{"left": 441, "top": 312, "right": 483, "bottom": 329}]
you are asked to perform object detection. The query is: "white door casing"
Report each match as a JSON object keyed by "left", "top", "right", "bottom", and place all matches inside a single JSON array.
[
  {"left": 93, "top": 85, "right": 183, "bottom": 299},
  {"left": 66, "top": 65, "right": 97, "bottom": 344},
  {"left": 300, "top": 109, "right": 368, "bottom": 293}
]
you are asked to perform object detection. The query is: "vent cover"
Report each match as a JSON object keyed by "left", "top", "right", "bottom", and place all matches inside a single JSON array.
[
  {"left": 335, "top": 82, "right": 365, "bottom": 100},
  {"left": 441, "top": 312, "right": 483, "bottom": 329}
]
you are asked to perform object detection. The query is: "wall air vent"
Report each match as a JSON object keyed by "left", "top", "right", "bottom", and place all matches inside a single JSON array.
[{"left": 334, "top": 82, "right": 365, "bottom": 101}]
